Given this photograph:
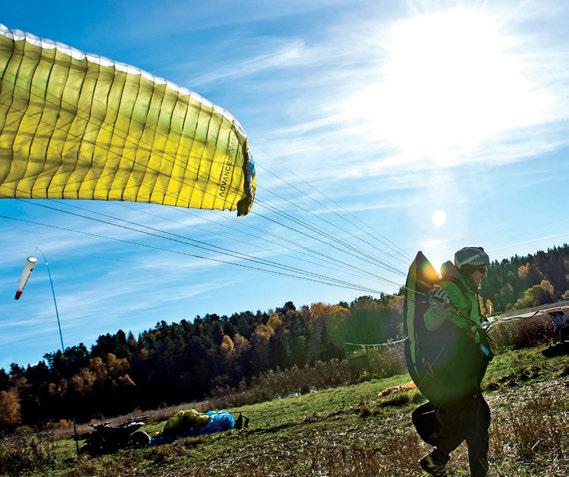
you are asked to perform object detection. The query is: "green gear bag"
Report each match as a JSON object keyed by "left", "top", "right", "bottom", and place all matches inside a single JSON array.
[{"left": 404, "top": 252, "right": 491, "bottom": 406}]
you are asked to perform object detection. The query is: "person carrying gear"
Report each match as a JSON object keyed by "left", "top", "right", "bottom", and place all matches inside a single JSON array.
[
  {"left": 415, "top": 247, "right": 493, "bottom": 477},
  {"left": 552, "top": 310, "right": 568, "bottom": 344}
]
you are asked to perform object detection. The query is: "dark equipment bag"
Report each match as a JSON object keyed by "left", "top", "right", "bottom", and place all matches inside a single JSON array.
[{"left": 412, "top": 402, "right": 442, "bottom": 446}]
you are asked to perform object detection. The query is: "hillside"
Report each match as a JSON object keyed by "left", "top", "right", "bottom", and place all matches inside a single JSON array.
[
  {"left": 3, "top": 245, "right": 568, "bottom": 429},
  {"left": 2, "top": 343, "right": 567, "bottom": 476}
]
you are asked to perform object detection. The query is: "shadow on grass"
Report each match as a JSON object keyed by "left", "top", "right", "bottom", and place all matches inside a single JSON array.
[{"left": 541, "top": 342, "right": 569, "bottom": 357}]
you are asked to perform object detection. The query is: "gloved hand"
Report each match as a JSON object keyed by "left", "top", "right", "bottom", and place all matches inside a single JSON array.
[
  {"left": 430, "top": 286, "right": 450, "bottom": 306},
  {"left": 424, "top": 286, "right": 452, "bottom": 331}
]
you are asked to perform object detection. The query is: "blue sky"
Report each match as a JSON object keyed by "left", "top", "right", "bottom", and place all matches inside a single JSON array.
[{"left": 1, "top": 0, "right": 568, "bottom": 369}]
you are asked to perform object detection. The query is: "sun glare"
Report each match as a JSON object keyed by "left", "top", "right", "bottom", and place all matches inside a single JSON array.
[
  {"left": 431, "top": 210, "right": 447, "bottom": 227},
  {"left": 345, "top": 8, "right": 550, "bottom": 158}
]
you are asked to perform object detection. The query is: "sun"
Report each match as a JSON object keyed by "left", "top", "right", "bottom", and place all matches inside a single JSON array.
[
  {"left": 344, "top": 7, "right": 549, "bottom": 158},
  {"left": 431, "top": 210, "right": 447, "bottom": 227}
]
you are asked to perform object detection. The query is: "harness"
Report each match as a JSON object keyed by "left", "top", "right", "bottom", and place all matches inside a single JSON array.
[
  {"left": 439, "top": 277, "right": 492, "bottom": 361},
  {"left": 443, "top": 277, "right": 482, "bottom": 328}
]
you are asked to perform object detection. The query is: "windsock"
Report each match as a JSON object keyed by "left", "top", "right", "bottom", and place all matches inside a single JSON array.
[{"left": 15, "top": 257, "right": 38, "bottom": 300}]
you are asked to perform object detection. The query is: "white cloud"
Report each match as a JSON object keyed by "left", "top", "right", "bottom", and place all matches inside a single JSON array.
[
  {"left": 189, "top": 41, "right": 311, "bottom": 86},
  {"left": 113, "top": 0, "right": 358, "bottom": 40}
]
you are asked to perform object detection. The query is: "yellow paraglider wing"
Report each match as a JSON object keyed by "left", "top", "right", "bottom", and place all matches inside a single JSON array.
[{"left": 0, "top": 25, "right": 255, "bottom": 215}]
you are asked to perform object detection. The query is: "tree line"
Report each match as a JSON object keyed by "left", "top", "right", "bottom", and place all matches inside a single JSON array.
[
  {"left": 1, "top": 244, "right": 568, "bottom": 431},
  {"left": 479, "top": 244, "right": 569, "bottom": 313}
]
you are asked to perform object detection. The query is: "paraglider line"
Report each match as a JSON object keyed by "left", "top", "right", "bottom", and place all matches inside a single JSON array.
[
  {"left": 1, "top": 74, "right": 410, "bottom": 288},
  {"left": 1, "top": 86, "right": 405, "bottom": 282},
  {"left": 0, "top": 214, "right": 384, "bottom": 295}
]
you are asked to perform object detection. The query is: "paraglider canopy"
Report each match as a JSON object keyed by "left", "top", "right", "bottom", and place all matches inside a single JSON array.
[{"left": 0, "top": 24, "right": 256, "bottom": 215}]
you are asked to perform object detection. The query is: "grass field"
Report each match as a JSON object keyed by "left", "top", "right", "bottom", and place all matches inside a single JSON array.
[{"left": 2, "top": 344, "right": 568, "bottom": 476}]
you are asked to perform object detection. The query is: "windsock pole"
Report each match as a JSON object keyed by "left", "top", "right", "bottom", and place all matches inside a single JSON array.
[
  {"left": 35, "top": 250, "right": 80, "bottom": 457},
  {"left": 43, "top": 257, "right": 65, "bottom": 353}
]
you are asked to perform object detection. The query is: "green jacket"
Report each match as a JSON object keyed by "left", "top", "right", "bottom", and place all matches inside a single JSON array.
[
  {"left": 425, "top": 273, "right": 484, "bottom": 337},
  {"left": 423, "top": 272, "right": 489, "bottom": 404}
]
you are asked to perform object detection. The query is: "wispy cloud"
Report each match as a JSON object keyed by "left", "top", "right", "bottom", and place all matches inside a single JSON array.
[
  {"left": 2, "top": 0, "right": 569, "bottom": 368},
  {"left": 112, "top": 0, "right": 359, "bottom": 40},
  {"left": 0, "top": 269, "right": 241, "bottom": 366},
  {"left": 189, "top": 40, "right": 311, "bottom": 86},
  {"left": 243, "top": 4, "right": 569, "bottom": 193}
]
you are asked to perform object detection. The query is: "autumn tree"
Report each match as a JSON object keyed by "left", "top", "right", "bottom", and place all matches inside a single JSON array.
[{"left": 0, "top": 390, "right": 21, "bottom": 431}]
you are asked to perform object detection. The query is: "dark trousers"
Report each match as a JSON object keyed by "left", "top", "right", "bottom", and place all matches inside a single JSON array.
[{"left": 432, "top": 393, "right": 490, "bottom": 477}]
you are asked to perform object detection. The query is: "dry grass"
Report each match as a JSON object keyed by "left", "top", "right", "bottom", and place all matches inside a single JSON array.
[
  {"left": 49, "top": 376, "right": 568, "bottom": 477},
  {"left": 489, "top": 382, "right": 567, "bottom": 475},
  {"left": 327, "top": 431, "right": 424, "bottom": 477},
  {"left": 208, "top": 358, "right": 359, "bottom": 410},
  {"left": 0, "top": 434, "right": 56, "bottom": 476}
]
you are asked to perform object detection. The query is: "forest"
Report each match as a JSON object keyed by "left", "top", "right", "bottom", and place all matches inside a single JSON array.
[{"left": 1, "top": 244, "right": 568, "bottom": 431}]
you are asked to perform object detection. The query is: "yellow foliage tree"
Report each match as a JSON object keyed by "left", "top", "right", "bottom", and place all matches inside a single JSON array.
[
  {"left": 70, "top": 368, "right": 96, "bottom": 395},
  {"left": 518, "top": 264, "right": 529, "bottom": 279},
  {"left": 106, "top": 353, "right": 130, "bottom": 377},
  {"left": 220, "top": 335, "right": 235, "bottom": 355},
  {"left": 267, "top": 314, "right": 282, "bottom": 332},
  {"left": 485, "top": 299, "right": 494, "bottom": 317},
  {"left": 233, "top": 333, "right": 250, "bottom": 354},
  {"left": 253, "top": 324, "right": 274, "bottom": 341},
  {"left": 540, "top": 279, "right": 554, "bottom": 297},
  {"left": 0, "top": 390, "right": 21, "bottom": 430}
]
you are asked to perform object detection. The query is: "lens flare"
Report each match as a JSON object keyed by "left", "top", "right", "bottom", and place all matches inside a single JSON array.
[
  {"left": 432, "top": 210, "right": 447, "bottom": 227},
  {"left": 344, "top": 8, "right": 551, "bottom": 158}
]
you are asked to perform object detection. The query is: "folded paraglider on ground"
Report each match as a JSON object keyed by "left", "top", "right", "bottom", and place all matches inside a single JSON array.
[
  {"left": 148, "top": 409, "right": 249, "bottom": 446},
  {"left": 81, "top": 409, "right": 249, "bottom": 454}
]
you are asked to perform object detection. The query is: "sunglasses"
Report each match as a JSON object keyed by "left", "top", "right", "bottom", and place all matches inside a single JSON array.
[{"left": 477, "top": 266, "right": 487, "bottom": 274}]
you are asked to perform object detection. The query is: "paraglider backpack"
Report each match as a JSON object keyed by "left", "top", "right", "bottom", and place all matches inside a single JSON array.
[
  {"left": 403, "top": 252, "right": 492, "bottom": 402},
  {"left": 403, "top": 251, "right": 444, "bottom": 394}
]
